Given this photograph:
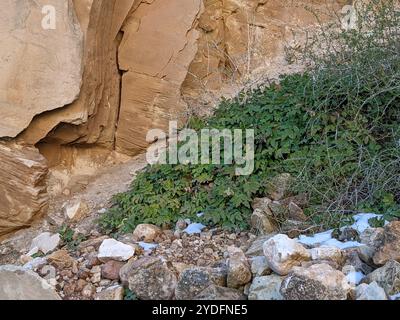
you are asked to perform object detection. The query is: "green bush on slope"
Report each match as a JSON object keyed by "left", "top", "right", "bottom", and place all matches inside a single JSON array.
[{"left": 99, "top": 0, "right": 400, "bottom": 234}]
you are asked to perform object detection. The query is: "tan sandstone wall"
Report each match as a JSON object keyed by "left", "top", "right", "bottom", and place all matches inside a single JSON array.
[{"left": 0, "top": 0, "right": 345, "bottom": 235}]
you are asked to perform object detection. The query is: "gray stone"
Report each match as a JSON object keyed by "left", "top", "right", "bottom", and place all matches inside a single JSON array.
[
  {"left": 364, "top": 260, "right": 400, "bottom": 296},
  {"left": 0, "top": 265, "right": 60, "bottom": 300},
  {"left": 356, "top": 282, "right": 387, "bottom": 300},
  {"left": 121, "top": 256, "right": 177, "bottom": 300},
  {"left": 280, "top": 263, "right": 351, "bottom": 300},
  {"left": 248, "top": 275, "right": 284, "bottom": 300},
  {"left": 250, "top": 256, "right": 271, "bottom": 276},
  {"left": 175, "top": 267, "right": 212, "bottom": 300}
]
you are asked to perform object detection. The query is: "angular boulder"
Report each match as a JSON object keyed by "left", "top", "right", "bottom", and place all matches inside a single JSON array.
[
  {"left": 250, "top": 256, "right": 271, "bottom": 277},
  {"left": 132, "top": 224, "right": 162, "bottom": 243},
  {"left": 281, "top": 263, "right": 351, "bottom": 300},
  {"left": 120, "top": 256, "right": 177, "bottom": 300},
  {"left": 226, "top": 246, "right": 252, "bottom": 289},
  {"left": 364, "top": 260, "right": 400, "bottom": 296},
  {"left": 0, "top": 265, "right": 60, "bottom": 300},
  {"left": 248, "top": 274, "right": 284, "bottom": 300},
  {"left": 356, "top": 282, "right": 387, "bottom": 300},
  {"left": 263, "top": 234, "right": 310, "bottom": 275},
  {"left": 373, "top": 221, "right": 400, "bottom": 266},
  {"left": 175, "top": 267, "right": 213, "bottom": 300},
  {"left": 98, "top": 239, "right": 135, "bottom": 262}
]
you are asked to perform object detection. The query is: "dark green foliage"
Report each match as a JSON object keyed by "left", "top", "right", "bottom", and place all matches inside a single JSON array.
[
  {"left": 58, "top": 225, "right": 87, "bottom": 251},
  {"left": 99, "top": 1, "right": 400, "bottom": 234}
]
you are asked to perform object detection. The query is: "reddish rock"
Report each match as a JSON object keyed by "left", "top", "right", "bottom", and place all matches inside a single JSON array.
[{"left": 101, "top": 260, "right": 125, "bottom": 280}]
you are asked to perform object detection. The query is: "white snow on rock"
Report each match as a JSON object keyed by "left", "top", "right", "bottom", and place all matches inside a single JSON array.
[
  {"left": 349, "top": 213, "right": 385, "bottom": 233},
  {"left": 98, "top": 239, "right": 135, "bottom": 262},
  {"left": 138, "top": 242, "right": 158, "bottom": 251},
  {"left": 298, "top": 213, "right": 386, "bottom": 249},
  {"left": 346, "top": 271, "right": 365, "bottom": 285},
  {"left": 323, "top": 238, "right": 364, "bottom": 250},
  {"left": 184, "top": 223, "right": 206, "bottom": 235}
]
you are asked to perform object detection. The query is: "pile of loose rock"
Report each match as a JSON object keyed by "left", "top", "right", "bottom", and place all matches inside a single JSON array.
[
  {"left": 1, "top": 173, "right": 400, "bottom": 300},
  {"left": 1, "top": 214, "right": 400, "bottom": 300}
]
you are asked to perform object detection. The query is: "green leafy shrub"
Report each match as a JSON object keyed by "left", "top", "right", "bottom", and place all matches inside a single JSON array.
[
  {"left": 100, "top": 0, "right": 400, "bottom": 234},
  {"left": 58, "top": 225, "right": 87, "bottom": 251}
]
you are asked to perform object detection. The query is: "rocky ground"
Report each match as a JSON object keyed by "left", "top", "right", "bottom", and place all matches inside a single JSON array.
[{"left": 1, "top": 168, "right": 400, "bottom": 300}]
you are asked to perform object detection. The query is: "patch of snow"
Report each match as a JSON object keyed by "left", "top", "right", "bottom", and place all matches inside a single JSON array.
[
  {"left": 298, "top": 213, "right": 388, "bottom": 249},
  {"left": 138, "top": 242, "right": 158, "bottom": 251},
  {"left": 349, "top": 213, "right": 383, "bottom": 233},
  {"left": 298, "top": 230, "right": 334, "bottom": 246},
  {"left": 346, "top": 271, "right": 365, "bottom": 285},
  {"left": 184, "top": 223, "right": 206, "bottom": 235},
  {"left": 322, "top": 238, "right": 364, "bottom": 250}
]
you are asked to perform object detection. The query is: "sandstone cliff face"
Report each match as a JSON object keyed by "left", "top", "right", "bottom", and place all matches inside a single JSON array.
[
  {"left": 0, "top": 0, "right": 83, "bottom": 139},
  {"left": 0, "top": 143, "right": 48, "bottom": 235},
  {"left": 0, "top": 0, "right": 344, "bottom": 235}
]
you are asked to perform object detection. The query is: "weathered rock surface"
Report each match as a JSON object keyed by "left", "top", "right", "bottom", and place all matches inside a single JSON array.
[
  {"left": 364, "top": 260, "right": 400, "bottom": 296},
  {"left": 281, "top": 263, "right": 351, "bottom": 300},
  {"left": 101, "top": 260, "right": 125, "bottom": 281},
  {"left": 226, "top": 246, "right": 252, "bottom": 289},
  {"left": 175, "top": 267, "right": 213, "bottom": 300},
  {"left": 0, "top": 0, "right": 83, "bottom": 138},
  {"left": 250, "top": 208, "right": 277, "bottom": 235},
  {"left": 373, "top": 221, "right": 400, "bottom": 266},
  {"left": 358, "top": 227, "right": 385, "bottom": 264},
  {"left": 47, "top": 249, "right": 74, "bottom": 269},
  {"left": 263, "top": 234, "right": 311, "bottom": 275},
  {"left": 310, "top": 246, "right": 343, "bottom": 265},
  {"left": 115, "top": 0, "right": 202, "bottom": 154},
  {"left": 250, "top": 256, "right": 271, "bottom": 277},
  {"left": 356, "top": 282, "right": 387, "bottom": 300},
  {"left": 266, "top": 174, "right": 293, "bottom": 201},
  {"left": 0, "top": 265, "right": 60, "bottom": 300},
  {"left": 0, "top": 143, "right": 49, "bottom": 236},
  {"left": 248, "top": 274, "right": 284, "bottom": 300},
  {"left": 133, "top": 224, "right": 162, "bottom": 243},
  {"left": 121, "top": 256, "right": 178, "bottom": 300}
]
